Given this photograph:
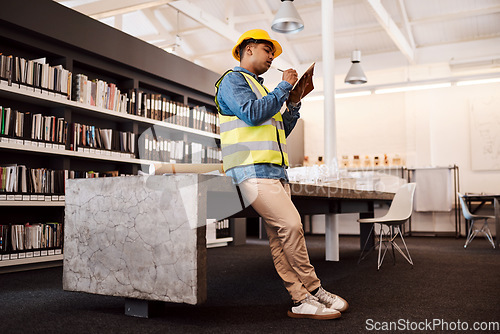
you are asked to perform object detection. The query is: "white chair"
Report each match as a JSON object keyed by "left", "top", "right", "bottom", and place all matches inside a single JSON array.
[
  {"left": 458, "top": 193, "right": 495, "bottom": 249},
  {"left": 358, "top": 183, "right": 417, "bottom": 270}
]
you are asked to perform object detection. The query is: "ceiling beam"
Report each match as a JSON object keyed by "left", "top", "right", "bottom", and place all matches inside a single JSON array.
[
  {"left": 140, "top": 7, "right": 180, "bottom": 48},
  {"left": 192, "top": 48, "right": 232, "bottom": 60},
  {"left": 224, "top": 0, "right": 235, "bottom": 29},
  {"left": 229, "top": 1, "right": 320, "bottom": 25},
  {"left": 73, "top": 0, "right": 176, "bottom": 20},
  {"left": 397, "top": 0, "right": 416, "bottom": 49},
  {"left": 409, "top": 5, "right": 500, "bottom": 25},
  {"left": 175, "top": 26, "right": 206, "bottom": 36},
  {"left": 231, "top": 13, "right": 268, "bottom": 25},
  {"left": 142, "top": 8, "right": 174, "bottom": 37},
  {"left": 167, "top": 0, "right": 293, "bottom": 69},
  {"left": 168, "top": 1, "right": 240, "bottom": 42},
  {"left": 114, "top": 14, "right": 123, "bottom": 30},
  {"left": 290, "top": 22, "right": 386, "bottom": 45},
  {"left": 366, "top": 0, "right": 415, "bottom": 64}
]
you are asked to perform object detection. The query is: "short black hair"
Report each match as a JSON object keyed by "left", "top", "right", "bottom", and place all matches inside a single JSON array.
[{"left": 238, "top": 39, "right": 275, "bottom": 60}]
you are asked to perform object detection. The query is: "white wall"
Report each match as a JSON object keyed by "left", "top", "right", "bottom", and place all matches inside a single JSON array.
[{"left": 300, "top": 80, "right": 500, "bottom": 235}]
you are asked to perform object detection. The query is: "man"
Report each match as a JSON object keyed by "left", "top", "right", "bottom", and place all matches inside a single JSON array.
[{"left": 215, "top": 29, "right": 348, "bottom": 320}]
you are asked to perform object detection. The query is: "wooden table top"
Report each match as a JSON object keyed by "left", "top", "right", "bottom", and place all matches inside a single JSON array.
[{"left": 289, "top": 182, "right": 395, "bottom": 201}]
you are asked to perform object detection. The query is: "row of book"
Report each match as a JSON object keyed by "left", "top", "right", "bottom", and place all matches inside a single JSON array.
[
  {"left": 1, "top": 52, "right": 220, "bottom": 136},
  {"left": 215, "top": 219, "right": 231, "bottom": 239},
  {"left": 0, "top": 54, "right": 72, "bottom": 97},
  {"left": 0, "top": 165, "right": 125, "bottom": 195},
  {"left": 127, "top": 90, "right": 220, "bottom": 134},
  {"left": 140, "top": 133, "right": 222, "bottom": 163},
  {"left": 0, "top": 165, "right": 65, "bottom": 194},
  {"left": 73, "top": 74, "right": 127, "bottom": 113},
  {"left": 1, "top": 104, "right": 223, "bottom": 163},
  {"left": 1, "top": 106, "right": 67, "bottom": 144},
  {"left": 191, "top": 142, "right": 223, "bottom": 164},
  {"left": 206, "top": 219, "right": 231, "bottom": 241},
  {"left": 0, "top": 105, "right": 137, "bottom": 156},
  {"left": 69, "top": 122, "right": 135, "bottom": 156},
  {"left": 71, "top": 84, "right": 220, "bottom": 135},
  {"left": 192, "top": 105, "right": 219, "bottom": 134},
  {"left": 128, "top": 90, "right": 187, "bottom": 122},
  {"left": 0, "top": 53, "right": 125, "bottom": 113},
  {"left": 0, "top": 223, "right": 63, "bottom": 253}
]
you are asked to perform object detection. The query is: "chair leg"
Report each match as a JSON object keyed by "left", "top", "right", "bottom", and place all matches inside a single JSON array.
[
  {"left": 464, "top": 219, "right": 496, "bottom": 249},
  {"left": 390, "top": 226, "right": 413, "bottom": 267},
  {"left": 373, "top": 224, "right": 414, "bottom": 270},
  {"left": 391, "top": 226, "right": 396, "bottom": 265},
  {"left": 481, "top": 219, "right": 496, "bottom": 249},
  {"left": 464, "top": 220, "right": 477, "bottom": 248},
  {"left": 377, "top": 224, "right": 389, "bottom": 270},
  {"left": 358, "top": 224, "right": 376, "bottom": 264}
]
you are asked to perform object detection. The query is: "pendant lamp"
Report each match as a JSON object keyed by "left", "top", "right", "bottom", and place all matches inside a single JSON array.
[
  {"left": 271, "top": 0, "right": 304, "bottom": 34},
  {"left": 345, "top": 50, "right": 367, "bottom": 84}
]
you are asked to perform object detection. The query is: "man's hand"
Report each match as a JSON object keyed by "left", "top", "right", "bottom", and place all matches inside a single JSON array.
[
  {"left": 282, "top": 69, "right": 298, "bottom": 86},
  {"left": 288, "top": 73, "right": 311, "bottom": 103}
]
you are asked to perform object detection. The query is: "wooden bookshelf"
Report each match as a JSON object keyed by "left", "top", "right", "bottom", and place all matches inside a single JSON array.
[{"left": 0, "top": 0, "right": 228, "bottom": 270}]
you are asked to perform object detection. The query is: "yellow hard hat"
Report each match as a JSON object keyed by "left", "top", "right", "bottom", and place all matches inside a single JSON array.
[{"left": 232, "top": 29, "right": 282, "bottom": 61}]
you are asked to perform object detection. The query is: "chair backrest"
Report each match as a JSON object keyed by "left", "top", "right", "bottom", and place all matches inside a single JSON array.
[
  {"left": 457, "top": 193, "right": 474, "bottom": 220},
  {"left": 382, "top": 183, "right": 417, "bottom": 223}
]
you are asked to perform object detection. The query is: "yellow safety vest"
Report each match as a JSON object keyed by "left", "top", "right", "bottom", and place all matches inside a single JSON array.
[{"left": 215, "top": 71, "right": 289, "bottom": 171}]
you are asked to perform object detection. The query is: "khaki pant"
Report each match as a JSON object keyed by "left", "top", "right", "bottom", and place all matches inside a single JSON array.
[{"left": 239, "top": 178, "right": 321, "bottom": 302}]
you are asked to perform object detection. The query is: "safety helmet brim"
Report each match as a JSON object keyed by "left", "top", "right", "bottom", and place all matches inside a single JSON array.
[{"left": 232, "top": 29, "right": 282, "bottom": 61}]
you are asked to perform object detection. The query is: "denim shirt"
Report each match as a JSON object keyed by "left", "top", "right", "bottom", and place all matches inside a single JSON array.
[{"left": 217, "top": 66, "right": 301, "bottom": 184}]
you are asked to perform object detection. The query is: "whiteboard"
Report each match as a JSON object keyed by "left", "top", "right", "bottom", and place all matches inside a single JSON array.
[{"left": 470, "top": 96, "right": 500, "bottom": 170}]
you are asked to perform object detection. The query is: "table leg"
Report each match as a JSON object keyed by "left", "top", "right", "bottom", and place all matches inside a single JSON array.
[
  {"left": 495, "top": 198, "right": 500, "bottom": 249},
  {"left": 230, "top": 218, "right": 247, "bottom": 246},
  {"left": 125, "top": 298, "right": 149, "bottom": 318},
  {"left": 325, "top": 213, "right": 339, "bottom": 261}
]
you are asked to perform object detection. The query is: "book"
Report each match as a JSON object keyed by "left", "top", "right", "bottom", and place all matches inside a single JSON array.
[{"left": 291, "top": 62, "right": 315, "bottom": 100}]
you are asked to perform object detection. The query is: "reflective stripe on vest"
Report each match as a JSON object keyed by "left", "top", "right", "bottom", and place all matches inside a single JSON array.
[
  {"left": 222, "top": 141, "right": 287, "bottom": 157},
  {"left": 217, "top": 71, "right": 289, "bottom": 171}
]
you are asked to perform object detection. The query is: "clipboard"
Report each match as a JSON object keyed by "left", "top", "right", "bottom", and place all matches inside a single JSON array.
[{"left": 291, "top": 62, "right": 315, "bottom": 99}]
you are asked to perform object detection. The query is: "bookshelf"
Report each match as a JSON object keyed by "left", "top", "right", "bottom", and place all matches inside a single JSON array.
[
  {"left": 206, "top": 219, "right": 233, "bottom": 248},
  {"left": 0, "top": 0, "right": 226, "bottom": 270}
]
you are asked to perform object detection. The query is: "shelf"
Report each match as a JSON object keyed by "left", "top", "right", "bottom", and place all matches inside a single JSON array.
[
  {"left": 0, "top": 81, "right": 220, "bottom": 140},
  {"left": 0, "top": 139, "right": 218, "bottom": 167},
  {"left": 0, "top": 252, "right": 63, "bottom": 267},
  {"left": 0, "top": 200, "right": 64, "bottom": 206},
  {"left": 207, "top": 237, "right": 233, "bottom": 248},
  {"left": 0, "top": 139, "right": 155, "bottom": 165}
]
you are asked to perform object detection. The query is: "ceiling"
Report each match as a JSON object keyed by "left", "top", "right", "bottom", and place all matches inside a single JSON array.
[{"left": 55, "top": 0, "right": 500, "bottom": 95}]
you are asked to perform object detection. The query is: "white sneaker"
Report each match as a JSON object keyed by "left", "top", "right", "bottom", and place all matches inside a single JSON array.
[
  {"left": 314, "top": 286, "right": 349, "bottom": 312},
  {"left": 287, "top": 294, "right": 341, "bottom": 320}
]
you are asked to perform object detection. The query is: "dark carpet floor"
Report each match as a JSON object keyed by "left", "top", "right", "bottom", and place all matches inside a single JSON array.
[{"left": 1, "top": 235, "right": 499, "bottom": 334}]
